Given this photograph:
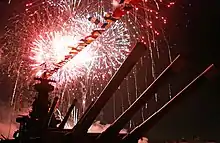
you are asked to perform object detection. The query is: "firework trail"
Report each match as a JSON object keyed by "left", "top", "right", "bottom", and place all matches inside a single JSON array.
[{"left": 1, "top": 0, "right": 175, "bottom": 128}]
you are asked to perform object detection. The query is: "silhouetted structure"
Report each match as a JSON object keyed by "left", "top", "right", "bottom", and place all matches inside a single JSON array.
[{"left": 0, "top": 42, "right": 216, "bottom": 143}]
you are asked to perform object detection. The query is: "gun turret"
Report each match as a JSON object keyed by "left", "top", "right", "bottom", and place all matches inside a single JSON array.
[
  {"left": 95, "top": 55, "right": 180, "bottom": 142},
  {"left": 121, "top": 64, "right": 214, "bottom": 143},
  {"left": 66, "top": 42, "right": 147, "bottom": 142}
]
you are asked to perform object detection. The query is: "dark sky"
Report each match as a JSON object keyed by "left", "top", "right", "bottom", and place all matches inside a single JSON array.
[
  {"left": 146, "top": 0, "right": 220, "bottom": 141},
  {"left": 0, "top": 0, "right": 220, "bottom": 142}
]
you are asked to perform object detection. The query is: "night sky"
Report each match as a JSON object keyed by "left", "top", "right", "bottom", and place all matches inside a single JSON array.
[
  {"left": 0, "top": 0, "right": 220, "bottom": 142},
  {"left": 146, "top": 0, "right": 220, "bottom": 141}
]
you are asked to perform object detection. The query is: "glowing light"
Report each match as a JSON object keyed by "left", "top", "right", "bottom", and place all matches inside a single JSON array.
[
  {"left": 29, "top": 16, "right": 131, "bottom": 84},
  {"left": 1, "top": 0, "right": 174, "bottom": 126}
]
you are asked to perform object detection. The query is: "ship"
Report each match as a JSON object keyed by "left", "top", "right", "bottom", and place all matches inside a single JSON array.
[{"left": 0, "top": 42, "right": 216, "bottom": 143}]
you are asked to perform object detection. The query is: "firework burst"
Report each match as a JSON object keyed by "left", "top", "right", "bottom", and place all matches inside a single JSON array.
[
  {"left": 29, "top": 15, "right": 131, "bottom": 85},
  {"left": 1, "top": 0, "right": 174, "bottom": 123}
]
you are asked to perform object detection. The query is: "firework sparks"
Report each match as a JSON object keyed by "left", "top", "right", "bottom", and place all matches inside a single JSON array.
[
  {"left": 30, "top": 16, "right": 131, "bottom": 84},
  {"left": 1, "top": 0, "right": 174, "bottom": 125}
]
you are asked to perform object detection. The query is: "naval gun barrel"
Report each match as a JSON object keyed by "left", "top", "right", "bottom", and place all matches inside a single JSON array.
[
  {"left": 96, "top": 55, "right": 180, "bottom": 142},
  {"left": 59, "top": 99, "right": 77, "bottom": 129},
  {"left": 74, "top": 100, "right": 95, "bottom": 128},
  {"left": 121, "top": 64, "right": 214, "bottom": 143},
  {"left": 44, "top": 96, "right": 59, "bottom": 128},
  {"left": 69, "top": 42, "right": 147, "bottom": 137}
]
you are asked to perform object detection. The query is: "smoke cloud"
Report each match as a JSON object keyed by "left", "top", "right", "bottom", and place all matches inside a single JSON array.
[
  {"left": 88, "top": 121, "right": 127, "bottom": 133},
  {"left": 138, "top": 137, "right": 149, "bottom": 143},
  {"left": 0, "top": 122, "right": 17, "bottom": 139},
  {"left": 0, "top": 101, "right": 30, "bottom": 139},
  {"left": 0, "top": 102, "right": 17, "bottom": 139}
]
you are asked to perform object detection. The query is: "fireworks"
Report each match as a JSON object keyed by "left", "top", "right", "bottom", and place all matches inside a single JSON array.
[
  {"left": 1, "top": 0, "right": 174, "bottom": 126},
  {"left": 30, "top": 15, "right": 131, "bottom": 84}
]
